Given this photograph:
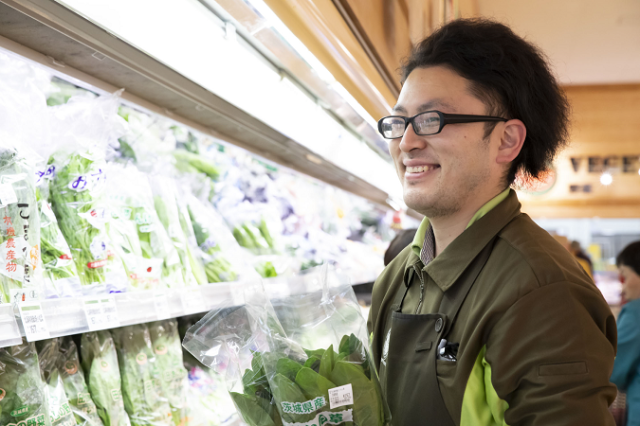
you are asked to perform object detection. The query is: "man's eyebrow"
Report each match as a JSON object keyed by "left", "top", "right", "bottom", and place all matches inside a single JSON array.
[{"left": 391, "top": 99, "right": 456, "bottom": 115}]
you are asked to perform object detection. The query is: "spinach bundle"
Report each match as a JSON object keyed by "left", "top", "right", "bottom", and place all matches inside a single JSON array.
[
  {"left": 111, "top": 324, "right": 173, "bottom": 426},
  {"left": 148, "top": 320, "right": 188, "bottom": 426},
  {"left": 0, "top": 146, "right": 43, "bottom": 303},
  {"left": 80, "top": 331, "right": 131, "bottom": 426},
  {"left": 36, "top": 339, "right": 77, "bottom": 426},
  {"left": 57, "top": 337, "right": 103, "bottom": 426},
  {"left": 0, "top": 339, "right": 50, "bottom": 426}
]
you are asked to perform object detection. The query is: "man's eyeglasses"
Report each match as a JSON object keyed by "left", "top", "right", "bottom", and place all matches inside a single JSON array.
[{"left": 377, "top": 110, "right": 508, "bottom": 139}]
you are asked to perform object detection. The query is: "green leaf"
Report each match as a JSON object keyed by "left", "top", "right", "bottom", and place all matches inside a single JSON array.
[
  {"left": 294, "top": 367, "right": 336, "bottom": 401},
  {"left": 230, "top": 392, "right": 276, "bottom": 426},
  {"left": 330, "top": 362, "right": 382, "bottom": 426},
  {"left": 318, "top": 345, "right": 335, "bottom": 380},
  {"left": 275, "top": 358, "right": 303, "bottom": 383}
]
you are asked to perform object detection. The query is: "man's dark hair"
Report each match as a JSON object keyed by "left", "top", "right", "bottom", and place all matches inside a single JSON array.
[
  {"left": 617, "top": 241, "right": 640, "bottom": 276},
  {"left": 401, "top": 19, "right": 570, "bottom": 185}
]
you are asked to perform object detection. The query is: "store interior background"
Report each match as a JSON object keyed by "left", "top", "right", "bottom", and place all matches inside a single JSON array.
[{"left": 0, "top": 0, "right": 638, "bottom": 310}]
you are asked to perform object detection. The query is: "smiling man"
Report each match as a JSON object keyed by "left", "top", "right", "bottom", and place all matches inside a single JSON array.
[{"left": 368, "top": 19, "right": 617, "bottom": 426}]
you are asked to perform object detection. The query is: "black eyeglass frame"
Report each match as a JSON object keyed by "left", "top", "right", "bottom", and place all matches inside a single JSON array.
[{"left": 377, "top": 110, "right": 509, "bottom": 139}]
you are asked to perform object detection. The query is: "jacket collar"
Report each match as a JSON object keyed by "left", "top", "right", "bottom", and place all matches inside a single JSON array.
[{"left": 404, "top": 189, "right": 522, "bottom": 292}]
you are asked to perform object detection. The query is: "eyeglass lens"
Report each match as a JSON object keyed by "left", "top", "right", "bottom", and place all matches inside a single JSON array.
[{"left": 380, "top": 112, "right": 441, "bottom": 138}]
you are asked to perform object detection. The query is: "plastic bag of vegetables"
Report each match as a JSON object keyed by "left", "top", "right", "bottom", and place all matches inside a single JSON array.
[
  {"left": 36, "top": 338, "right": 78, "bottom": 426},
  {"left": 48, "top": 93, "right": 129, "bottom": 295},
  {"left": 80, "top": 330, "right": 131, "bottom": 426},
  {"left": 111, "top": 324, "right": 173, "bottom": 426},
  {"left": 106, "top": 164, "right": 184, "bottom": 290},
  {"left": 0, "top": 338, "right": 51, "bottom": 426},
  {"left": 56, "top": 337, "right": 103, "bottom": 426},
  {"left": 0, "top": 146, "right": 44, "bottom": 303},
  {"left": 148, "top": 320, "right": 188, "bottom": 426},
  {"left": 185, "top": 194, "right": 251, "bottom": 283},
  {"left": 183, "top": 266, "right": 390, "bottom": 426}
]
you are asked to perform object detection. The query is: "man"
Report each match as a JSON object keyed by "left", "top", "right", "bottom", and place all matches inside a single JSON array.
[{"left": 368, "top": 19, "right": 617, "bottom": 425}]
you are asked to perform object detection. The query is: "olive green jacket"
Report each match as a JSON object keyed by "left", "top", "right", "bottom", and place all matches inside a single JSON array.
[{"left": 368, "top": 190, "right": 617, "bottom": 426}]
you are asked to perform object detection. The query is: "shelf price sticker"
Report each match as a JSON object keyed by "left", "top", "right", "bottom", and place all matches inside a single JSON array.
[
  {"left": 181, "top": 287, "right": 206, "bottom": 315},
  {"left": 83, "top": 296, "right": 120, "bottom": 331},
  {"left": 154, "top": 291, "right": 171, "bottom": 320},
  {"left": 18, "top": 302, "right": 51, "bottom": 342}
]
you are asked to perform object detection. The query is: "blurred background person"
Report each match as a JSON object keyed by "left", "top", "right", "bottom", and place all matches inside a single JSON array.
[
  {"left": 571, "top": 240, "right": 594, "bottom": 278},
  {"left": 611, "top": 241, "right": 640, "bottom": 426}
]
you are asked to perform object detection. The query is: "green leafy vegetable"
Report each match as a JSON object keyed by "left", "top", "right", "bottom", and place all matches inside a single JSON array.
[
  {"left": 172, "top": 151, "right": 221, "bottom": 181},
  {"left": 0, "top": 339, "right": 49, "bottom": 426},
  {"left": 80, "top": 331, "right": 131, "bottom": 426},
  {"left": 36, "top": 339, "right": 77, "bottom": 426}
]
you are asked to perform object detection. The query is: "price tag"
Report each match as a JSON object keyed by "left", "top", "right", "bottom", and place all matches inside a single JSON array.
[
  {"left": 328, "top": 384, "right": 354, "bottom": 409},
  {"left": 100, "top": 296, "right": 120, "bottom": 329},
  {"left": 83, "top": 298, "right": 105, "bottom": 331},
  {"left": 0, "top": 183, "right": 17, "bottom": 207},
  {"left": 181, "top": 287, "right": 206, "bottom": 314},
  {"left": 154, "top": 291, "right": 171, "bottom": 320},
  {"left": 18, "top": 302, "right": 50, "bottom": 342},
  {"left": 83, "top": 296, "right": 120, "bottom": 331}
]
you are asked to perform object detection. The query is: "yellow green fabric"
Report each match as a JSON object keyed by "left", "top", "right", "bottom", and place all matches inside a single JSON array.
[
  {"left": 461, "top": 346, "right": 510, "bottom": 426},
  {"left": 411, "top": 188, "right": 510, "bottom": 257}
]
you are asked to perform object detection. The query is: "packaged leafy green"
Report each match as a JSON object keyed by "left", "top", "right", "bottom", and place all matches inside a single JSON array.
[
  {"left": 147, "top": 320, "right": 188, "bottom": 426},
  {"left": 106, "top": 165, "right": 184, "bottom": 290},
  {"left": 0, "top": 339, "right": 51, "bottom": 426},
  {"left": 175, "top": 191, "right": 206, "bottom": 286},
  {"left": 111, "top": 324, "right": 173, "bottom": 426},
  {"left": 183, "top": 267, "right": 390, "bottom": 426},
  {"left": 186, "top": 194, "right": 249, "bottom": 283},
  {"left": 80, "top": 331, "right": 131, "bottom": 426},
  {"left": 36, "top": 339, "right": 77, "bottom": 426},
  {"left": 56, "top": 337, "right": 103, "bottom": 426},
  {"left": 0, "top": 146, "right": 44, "bottom": 304},
  {"left": 149, "top": 177, "right": 197, "bottom": 288},
  {"left": 48, "top": 94, "right": 129, "bottom": 295}
]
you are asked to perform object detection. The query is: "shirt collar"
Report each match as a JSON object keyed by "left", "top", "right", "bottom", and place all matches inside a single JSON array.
[{"left": 405, "top": 188, "right": 520, "bottom": 291}]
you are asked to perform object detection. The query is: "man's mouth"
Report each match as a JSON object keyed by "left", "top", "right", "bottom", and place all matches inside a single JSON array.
[{"left": 406, "top": 165, "right": 439, "bottom": 173}]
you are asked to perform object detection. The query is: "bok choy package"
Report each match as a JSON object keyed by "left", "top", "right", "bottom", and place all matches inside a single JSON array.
[{"left": 183, "top": 267, "right": 390, "bottom": 426}]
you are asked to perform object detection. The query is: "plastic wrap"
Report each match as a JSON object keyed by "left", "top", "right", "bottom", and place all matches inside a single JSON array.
[
  {"left": 0, "top": 338, "right": 51, "bottom": 426},
  {"left": 106, "top": 165, "right": 184, "bottom": 290},
  {"left": 183, "top": 267, "right": 390, "bottom": 426},
  {"left": 148, "top": 320, "right": 188, "bottom": 426},
  {"left": 186, "top": 194, "right": 250, "bottom": 283},
  {"left": 110, "top": 324, "right": 173, "bottom": 426},
  {"left": 175, "top": 189, "right": 207, "bottom": 286},
  {"left": 49, "top": 93, "right": 129, "bottom": 295},
  {"left": 80, "top": 331, "right": 131, "bottom": 426},
  {"left": 36, "top": 339, "right": 77, "bottom": 426},
  {"left": 57, "top": 337, "right": 103, "bottom": 426},
  {"left": 149, "top": 177, "right": 198, "bottom": 288}
]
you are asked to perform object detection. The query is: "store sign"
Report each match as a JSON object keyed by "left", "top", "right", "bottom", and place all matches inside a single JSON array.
[{"left": 570, "top": 155, "right": 640, "bottom": 173}]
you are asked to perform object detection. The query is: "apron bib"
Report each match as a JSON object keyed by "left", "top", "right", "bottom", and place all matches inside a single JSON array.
[{"left": 378, "top": 238, "right": 496, "bottom": 425}]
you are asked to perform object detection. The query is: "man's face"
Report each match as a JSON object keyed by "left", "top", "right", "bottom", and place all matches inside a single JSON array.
[
  {"left": 620, "top": 264, "right": 640, "bottom": 301},
  {"left": 389, "top": 66, "right": 503, "bottom": 218}
]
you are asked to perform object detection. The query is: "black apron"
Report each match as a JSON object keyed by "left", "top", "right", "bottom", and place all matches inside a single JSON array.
[{"left": 378, "top": 238, "right": 496, "bottom": 425}]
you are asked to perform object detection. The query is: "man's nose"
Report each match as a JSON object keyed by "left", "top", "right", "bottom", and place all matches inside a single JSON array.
[{"left": 398, "top": 123, "right": 427, "bottom": 152}]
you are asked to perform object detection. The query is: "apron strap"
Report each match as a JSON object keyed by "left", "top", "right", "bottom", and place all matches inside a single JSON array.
[{"left": 439, "top": 236, "right": 497, "bottom": 338}]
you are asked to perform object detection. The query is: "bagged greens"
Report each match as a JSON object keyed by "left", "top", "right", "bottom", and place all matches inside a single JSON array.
[
  {"left": 80, "top": 331, "right": 131, "bottom": 426},
  {"left": 0, "top": 146, "right": 43, "bottom": 303},
  {"left": 175, "top": 190, "right": 207, "bottom": 286},
  {"left": 48, "top": 94, "right": 129, "bottom": 295},
  {"left": 57, "top": 337, "right": 103, "bottom": 426},
  {"left": 111, "top": 324, "right": 173, "bottom": 426},
  {"left": 36, "top": 339, "right": 77, "bottom": 426},
  {"left": 183, "top": 267, "right": 390, "bottom": 426},
  {"left": 0, "top": 338, "right": 51, "bottom": 426},
  {"left": 147, "top": 320, "right": 188, "bottom": 426}
]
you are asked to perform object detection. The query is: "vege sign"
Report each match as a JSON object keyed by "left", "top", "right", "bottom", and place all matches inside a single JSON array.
[{"left": 570, "top": 156, "right": 640, "bottom": 173}]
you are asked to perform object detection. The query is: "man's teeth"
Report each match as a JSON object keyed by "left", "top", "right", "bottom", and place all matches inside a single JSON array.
[{"left": 406, "top": 165, "right": 437, "bottom": 173}]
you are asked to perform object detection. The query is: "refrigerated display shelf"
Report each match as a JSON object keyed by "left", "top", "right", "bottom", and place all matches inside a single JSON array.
[{"left": 0, "top": 268, "right": 379, "bottom": 349}]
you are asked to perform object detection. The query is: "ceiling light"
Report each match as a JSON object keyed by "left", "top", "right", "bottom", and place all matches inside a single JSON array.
[{"left": 600, "top": 172, "right": 613, "bottom": 186}]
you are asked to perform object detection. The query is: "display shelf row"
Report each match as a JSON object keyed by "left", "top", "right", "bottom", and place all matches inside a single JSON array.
[{"left": 0, "top": 269, "right": 378, "bottom": 349}]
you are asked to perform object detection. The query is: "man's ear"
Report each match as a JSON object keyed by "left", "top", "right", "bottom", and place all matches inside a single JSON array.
[{"left": 496, "top": 119, "right": 526, "bottom": 164}]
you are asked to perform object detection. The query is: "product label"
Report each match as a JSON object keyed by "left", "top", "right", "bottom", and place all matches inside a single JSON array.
[
  {"left": 136, "top": 352, "right": 148, "bottom": 365},
  {"left": 77, "top": 392, "right": 91, "bottom": 406},
  {"left": 153, "top": 291, "right": 171, "bottom": 320},
  {"left": 154, "top": 343, "right": 168, "bottom": 356},
  {"left": 281, "top": 397, "right": 326, "bottom": 415},
  {"left": 100, "top": 360, "right": 110, "bottom": 372},
  {"left": 64, "top": 361, "right": 78, "bottom": 375},
  {"left": 35, "top": 165, "right": 56, "bottom": 185},
  {"left": 0, "top": 387, "right": 5, "bottom": 401},
  {"left": 83, "top": 296, "right": 119, "bottom": 331},
  {"left": 6, "top": 414, "right": 46, "bottom": 426},
  {"left": 87, "top": 259, "right": 107, "bottom": 269},
  {"left": 328, "top": 384, "right": 353, "bottom": 409},
  {"left": 11, "top": 405, "right": 29, "bottom": 417},
  {"left": 0, "top": 183, "right": 18, "bottom": 206},
  {"left": 110, "top": 388, "right": 122, "bottom": 402},
  {"left": 281, "top": 409, "right": 353, "bottom": 426},
  {"left": 89, "top": 237, "right": 107, "bottom": 260},
  {"left": 18, "top": 302, "right": 50, "bottom": 342},
  {"left": 181, "top": 287, "right": 205, "bottom": 314}
]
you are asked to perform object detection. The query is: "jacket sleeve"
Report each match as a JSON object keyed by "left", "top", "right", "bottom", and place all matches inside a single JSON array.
[
  {"left": 485, "top": 281, "right": 617, "bottom": 426},
  {"left": 610, "top": 304, "right": 640, "bottom": 391}
]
